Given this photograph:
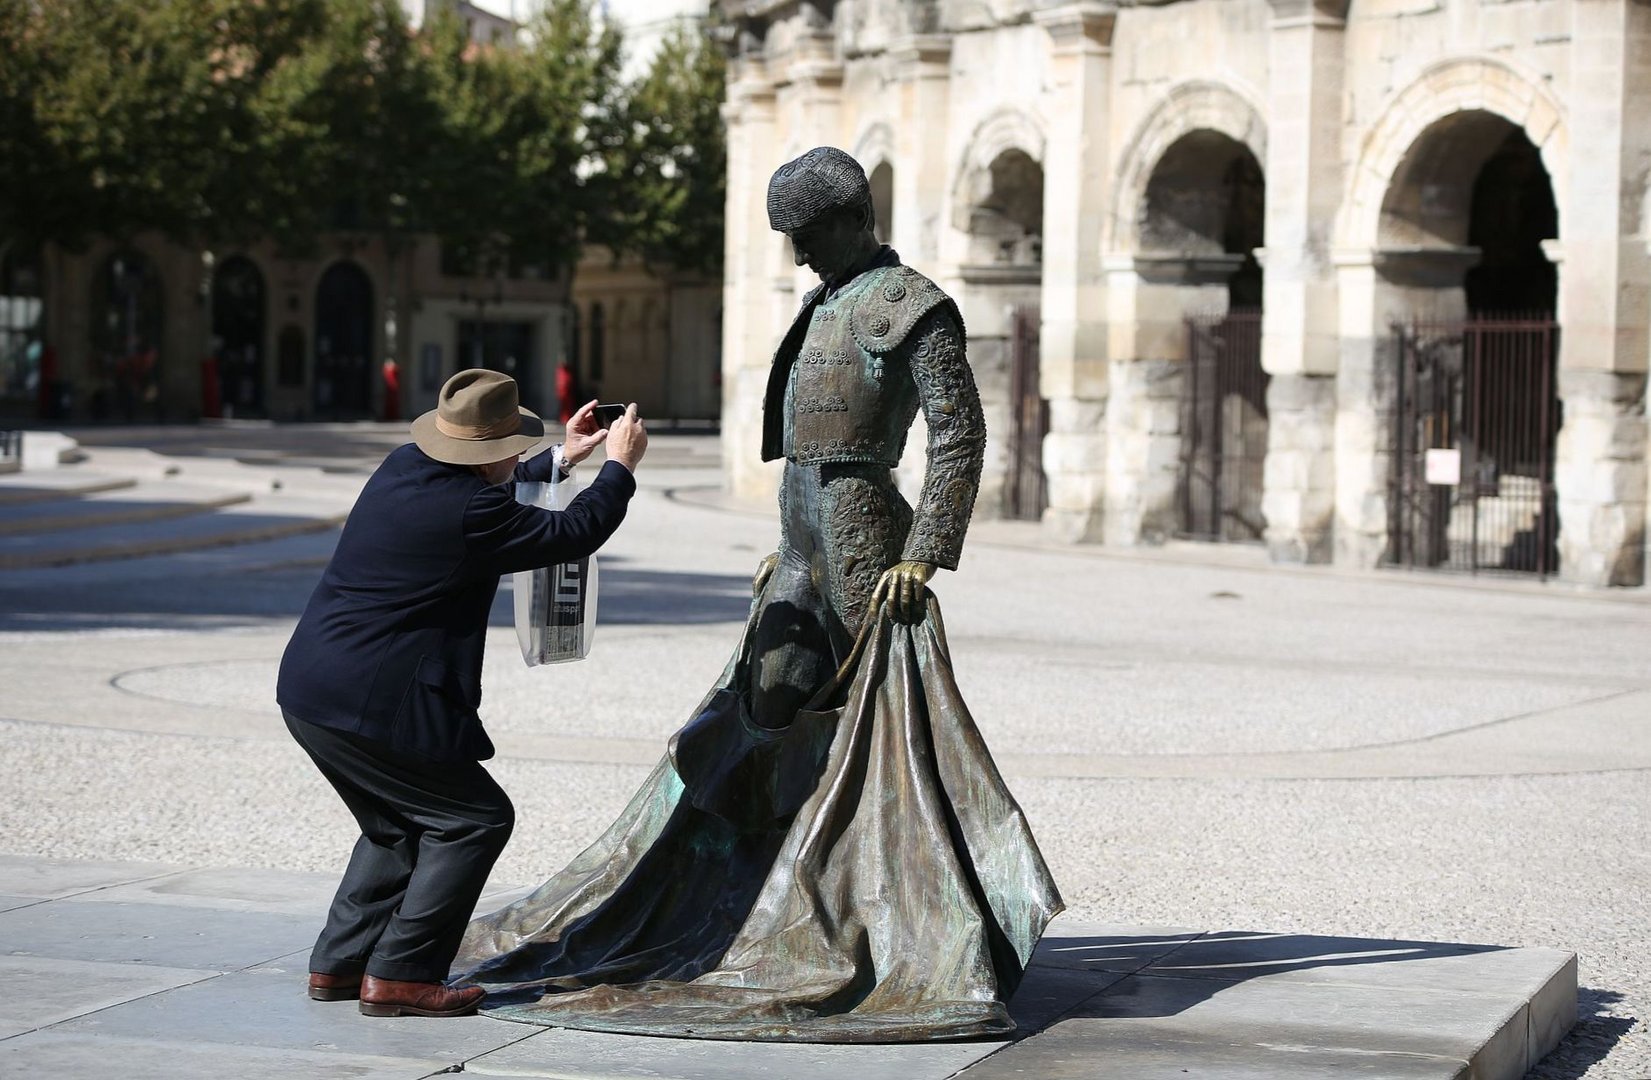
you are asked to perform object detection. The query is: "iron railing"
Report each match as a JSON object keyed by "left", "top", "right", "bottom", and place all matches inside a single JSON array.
[
  {"left": 1178, "top": 309, "right": 1268, "bottom": 542},
  {"left": 1006, "top": 305, "right": 1048, "bottom": 521},
  {"left": 1389, "top": 314, "right": 1559, "bottom": 577}
]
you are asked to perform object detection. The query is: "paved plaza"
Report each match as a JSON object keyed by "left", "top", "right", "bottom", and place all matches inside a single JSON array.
[{"left": 1, "top": 423, "right": 1649, "bottom": 1077}]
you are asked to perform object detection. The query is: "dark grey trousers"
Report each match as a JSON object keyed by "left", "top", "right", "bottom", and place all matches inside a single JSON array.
[{"left": 285, "top": 713, "right": 514, "bottom": 983}]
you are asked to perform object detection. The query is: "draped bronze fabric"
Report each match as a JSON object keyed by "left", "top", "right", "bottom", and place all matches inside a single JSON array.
[{"left": 453, "top": 594, "right": 1063, "bottom": 1042}]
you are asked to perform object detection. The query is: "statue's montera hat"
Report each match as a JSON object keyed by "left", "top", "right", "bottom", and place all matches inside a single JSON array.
[{"left": 767, "top": 147, "right": 871, "bottom": 232}]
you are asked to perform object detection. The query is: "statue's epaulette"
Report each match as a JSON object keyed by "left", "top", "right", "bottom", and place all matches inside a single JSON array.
[{"left": 849, "top": 265, "right": 951, "bottom": 355}]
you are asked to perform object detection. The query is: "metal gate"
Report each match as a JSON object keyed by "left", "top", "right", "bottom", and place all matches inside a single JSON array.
[
  {"left": 1178, "top": 309, "right": 1268, "bottom": 541},
  {"left": 1388, "top": 316, "right": 1559, "bottom": 577},
  {"left": 1006, "top": 305, "right": 1047, "bottom": 521}
]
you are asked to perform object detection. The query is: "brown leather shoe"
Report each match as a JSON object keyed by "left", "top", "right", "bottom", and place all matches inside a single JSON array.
[
  {"left": 358, "top": 975, "right": 484, "bottom": 1018},
  {"left": 308, "top": 972, "right": 362, "bottom": 1001}
]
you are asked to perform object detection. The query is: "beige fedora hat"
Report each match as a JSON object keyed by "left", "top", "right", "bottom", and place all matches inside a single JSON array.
[{"left": 412, "top": 368, "right": 547, "bottom": 466}]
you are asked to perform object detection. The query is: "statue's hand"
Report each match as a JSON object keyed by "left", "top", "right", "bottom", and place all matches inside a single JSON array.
[
  {"left": 871, "top": 560, "right": 936, "bottom": 624},
  {"left": 753, "top": 552, "right": 780, "bottom": 597}
]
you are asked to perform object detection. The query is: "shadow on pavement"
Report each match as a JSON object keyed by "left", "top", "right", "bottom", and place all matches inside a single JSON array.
[
  {"left": 1527, "top": 988, "right": 1637, "bottom": 1080},
  {"left": 0, "top": 556, "right": 753, "bottom": 633},
  {"left": 1044, "top": 930, "right": 1516, "bottom": 1018}
]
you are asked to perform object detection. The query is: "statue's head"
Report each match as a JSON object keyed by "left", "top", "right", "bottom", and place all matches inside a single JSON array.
[{"left": 767, "top": 147, "right": 880, "bottom": 284}]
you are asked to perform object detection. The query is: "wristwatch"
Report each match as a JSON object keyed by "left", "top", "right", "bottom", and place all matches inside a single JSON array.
[{"left": 551, "top": 443, "right": 574, "bottom": 481}]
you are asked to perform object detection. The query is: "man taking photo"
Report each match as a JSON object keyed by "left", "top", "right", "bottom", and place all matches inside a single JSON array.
[{"left": 277, "top": 368, "right": 647, "bottom": 1018}]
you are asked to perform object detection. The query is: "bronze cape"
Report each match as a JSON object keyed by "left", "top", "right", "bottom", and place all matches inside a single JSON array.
[{"left": 452, "top": 593, "right": 1063, "bottom": 1042}]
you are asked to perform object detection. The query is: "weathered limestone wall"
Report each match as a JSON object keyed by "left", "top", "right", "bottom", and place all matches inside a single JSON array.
[{"left": 717, "top": 0, "right": 1651, "bottom": 584}]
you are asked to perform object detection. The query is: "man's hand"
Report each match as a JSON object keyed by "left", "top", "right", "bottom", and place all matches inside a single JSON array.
[
  {"left": 870, "top": 560, "right": 935, "bottom": 623},
  {"left": 752, "top": 552, "right": 780, "bottom": 597},
  {"left": 606, "top": 403, "right": 648, "bottom": 472},
  {"left": 563, "top": 399, "right": 607, "bottom": 466}
]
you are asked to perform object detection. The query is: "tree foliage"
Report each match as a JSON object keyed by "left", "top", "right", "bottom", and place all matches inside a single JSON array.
[
  {"left": 0, "top": 0, "right": 724, "bottom": 274},
  {"left": 600, "top": 24, "right": 727, "bottom": 274}
]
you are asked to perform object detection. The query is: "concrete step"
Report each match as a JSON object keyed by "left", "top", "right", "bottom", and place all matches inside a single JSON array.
[
  {"left": 0, "top": 480, "right": 252, "bottom": 536},
  {"left": 0, "top": 472, "right": 139, "bottom": 507},
  {"left": 0, "top": 493, "right": 346, "bottom": 570}
]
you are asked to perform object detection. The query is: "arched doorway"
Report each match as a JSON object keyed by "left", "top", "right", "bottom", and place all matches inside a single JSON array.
[
  {"left": 314, "top": 261, "right": 374, "bottom": 418},
  {"left": 869, "top": 161, "right": 894, "bottom": 246},
  {"left": 1380, "top": 111, "right": 1559, "bottom": 576},
  {"left": 959, "top": 147, "right": 1045, "bottom": 520},
  {"left": 1137, "top": 130, "right": 1269, "bottom": 543},
  {"left": 212, "top": 256, "right": 266, "bottom": 417},
  {"left": 0, "top": 245, "right": 44, "bottom": 416},
  {"left": 91, "top": 251, "right": 165, "bottom": 422}
]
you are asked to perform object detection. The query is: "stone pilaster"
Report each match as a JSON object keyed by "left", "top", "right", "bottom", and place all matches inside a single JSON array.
[
  {"left": 720, "top": 59, "right": 781, "bottom": 502},
  {"left": 890, "top": 36, "right": 953, "bottom": 266},
  {"left": 1556, "top": 369, "right": 1648, "bottom": 584},
  {"left": 1553, "top": 0, "right": 1651, "bottom": 585},
  {"left": 1034, "top": 2, "right": 1117, "bottom": 542},
  {"left": 1259, "top": 0, "right": 1346, "bottom": 563}
]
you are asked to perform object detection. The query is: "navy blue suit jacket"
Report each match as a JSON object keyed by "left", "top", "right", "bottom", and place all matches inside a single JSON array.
[{"left": 277, "top": 444, "right": 636, "bottom": 762}]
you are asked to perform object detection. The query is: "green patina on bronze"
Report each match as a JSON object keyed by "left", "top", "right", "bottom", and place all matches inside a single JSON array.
[{"left": 452, "top": 147, "right": 1062, "bottom": 1042}]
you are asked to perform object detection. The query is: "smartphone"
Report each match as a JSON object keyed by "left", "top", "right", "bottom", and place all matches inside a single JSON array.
[{"left": 593, "top": 403, "right": 628, "bottom": 428}]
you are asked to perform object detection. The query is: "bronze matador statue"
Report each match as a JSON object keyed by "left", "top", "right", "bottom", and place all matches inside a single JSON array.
[
  {"left": 747, "top": 145, "right": 987, "bottom": 730},
  {"left": 452, "top": 148, "right": 1061, "bottom": 1043}
]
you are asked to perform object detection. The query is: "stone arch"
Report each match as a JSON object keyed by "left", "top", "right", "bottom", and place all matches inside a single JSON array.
[
  {"left": 313, "top": 259, "right": 375, "bottom": 417},
  {"left": 1338, "top": 57, "right": 1566, "bottom": 251},
  {"left": 1110, "top": 80, "right": 1267, "bottom": 255},
  {"left": 852, "top": 120, "right": 895, "bottom": 173},
  {"left": 855, "top": 120, "right": 897, "bottom": 245},
  {"left": 950, "top": 106, "right": 1046, "bottom": 235}
]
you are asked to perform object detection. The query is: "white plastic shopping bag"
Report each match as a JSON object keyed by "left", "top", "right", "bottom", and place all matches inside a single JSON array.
[{"left": 513, "top": 479, "right": 599, "bottom": 666}]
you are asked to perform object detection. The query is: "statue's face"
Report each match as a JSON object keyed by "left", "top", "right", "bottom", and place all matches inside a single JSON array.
[{"left": 785, "top": 207, "right": 871, "bottom": 283}]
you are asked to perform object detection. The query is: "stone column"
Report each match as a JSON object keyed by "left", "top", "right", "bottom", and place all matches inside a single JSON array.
[
  {"left": 1034, "top": 2, "right": 1117, "bottom": 543},
  {"left": 1553, "top": 0, "right": 1650, "bottom": 585},
  {"left": 886, "top": 36, "right": 954, "bottom": 504},
  {"left": 890, "top": 35, "right": 953, "bottom": 267},
  {"left": 1259, "top": 0, "right": 1346, "bottom": 564},
  {"left": 720, "top": 57, "right": 780, "bottom": 501}
]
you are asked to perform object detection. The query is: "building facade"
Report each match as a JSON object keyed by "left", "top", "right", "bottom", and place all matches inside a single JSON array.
[
  {"left": 571, "top": 248, "right": 723, "bottom": 421},
  {"left": 718, "top": 0, "right": 1651, "bottom": 586},
  {"left": 0, "top": 234, "right": 572, "bottom": 426}
]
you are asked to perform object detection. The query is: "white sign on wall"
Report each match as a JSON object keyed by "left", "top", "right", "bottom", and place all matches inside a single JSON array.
[{"left": 1424, "top": 448, "right": 1462, "bottom": 486}]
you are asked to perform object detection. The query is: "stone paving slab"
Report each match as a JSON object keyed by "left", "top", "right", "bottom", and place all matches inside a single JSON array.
[
  {"left": 0, "top": 1031, "right": 459, "bottom": 1080},
  {"left": 0, "top": 955, "right": 216, "bottom": 1039},
  {"left": 0, "top": 853, "right": 184, "bottom": 899},
  {"left": 0, "top": 859, "right": 1577, "bottom": 1080},
  {"left": 50, "top": 963, "right": 531, "bottom": 1068},
  {"left": 0, "top": 898, "right": 313, "bottom": 970},
  {"left": 68, "top": 865, "right": 340, "bottom": 917}
]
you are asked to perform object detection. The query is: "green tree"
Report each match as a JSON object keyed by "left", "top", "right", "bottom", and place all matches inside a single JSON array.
[
  {"left": 602, "top": 23, "right": 727, "bottom": 274},
  {"left": 0, "top": 0, "right": 343, "bottom": 251}
]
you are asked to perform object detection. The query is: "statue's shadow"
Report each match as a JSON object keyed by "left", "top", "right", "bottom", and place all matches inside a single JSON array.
[{"left": 1012, "top": 928, "right": 1522, "bottom": 1033}]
